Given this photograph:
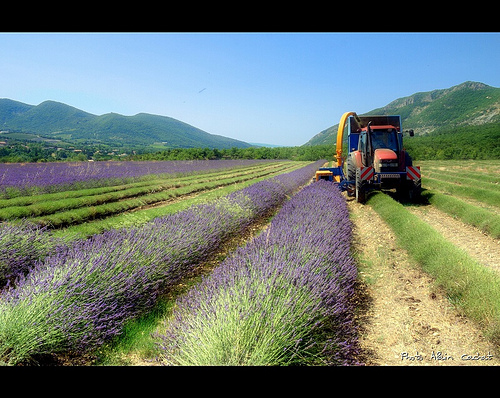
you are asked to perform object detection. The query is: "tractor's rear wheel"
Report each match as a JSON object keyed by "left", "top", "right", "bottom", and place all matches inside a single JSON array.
[
  {"left": 408, "top": 180, "right": 421, "bottom": 202},
  {"left": 355, "top": 168, "right": 366, "bottom": 204},
  {"left": 347, "top": 155, "right": 356, "bottom": 181},
  {"left": 397, "top": 179, "right": 421, "bottom": 202}
]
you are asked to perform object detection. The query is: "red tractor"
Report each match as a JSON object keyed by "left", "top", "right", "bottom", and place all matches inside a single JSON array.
[{"left": 315, "top": 112, "right": 421, "bottom": 203}]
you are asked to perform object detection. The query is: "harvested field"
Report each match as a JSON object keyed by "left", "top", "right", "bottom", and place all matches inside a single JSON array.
[{"left": 352, "top": 159, "right": 500, "bottom": 365}]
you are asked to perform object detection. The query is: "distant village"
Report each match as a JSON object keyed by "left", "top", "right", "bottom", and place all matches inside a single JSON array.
[{"left": 0, "top": 130, "right": 137, "bottom": 162}]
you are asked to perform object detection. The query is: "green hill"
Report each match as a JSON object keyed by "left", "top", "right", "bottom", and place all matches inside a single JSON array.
[
  {"left": 305, "top": 81, "right": 500, "bottom": 146},
  {"left": 404, "top": 122, "right": 500, "bottom": 160},
  {"left": 0, "top": 99, "right": 36, "bottom": 124},
  {"left": 0, "top": 99, "right": 251, "bottom": 149}
]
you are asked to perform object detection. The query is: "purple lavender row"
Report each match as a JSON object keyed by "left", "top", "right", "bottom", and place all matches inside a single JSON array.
[
  {"left": 0, "top": 160, "right": 324, "bottom": 365},
  {"left": 0, "top": 222, "right": 64, "bottom": 290},
  {"left": 0, "top": 161, "right": 316, "bottom": 291},
  {"left": 0, "top": 159, "right": 272, "bottom": 197},
  {"left": 154, "top": 179, "right": 359, "bottom": 366}
]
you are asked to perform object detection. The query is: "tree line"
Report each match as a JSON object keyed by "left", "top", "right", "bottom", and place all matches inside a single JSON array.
[
  {"left": 0, "top": 141, "right": 336, "bottom": 163},
  {"left": 129, "top": 145, "right": 335, "bottom": 162},
  {"left": 403, "top": 123, "right": 500, "bottom": 160}
]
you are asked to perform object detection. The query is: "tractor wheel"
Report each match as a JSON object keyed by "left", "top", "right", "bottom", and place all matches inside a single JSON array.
[
  {"left": 355, "top": 168, "right": 366, "bottom": 204},
  {"left": 397, "top": 179, "right": 421, "bottom": 203},
  {"left": 408, "top": 180, "right": 421, "bottom": 202},
  {"left": 347, "top": 155, "right": 356, "bottom": 181}
]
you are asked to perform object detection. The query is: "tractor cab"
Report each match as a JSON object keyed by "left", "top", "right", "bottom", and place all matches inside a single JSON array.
[{"left": 357, "top": 124, "right": 400, "bottom": 173}]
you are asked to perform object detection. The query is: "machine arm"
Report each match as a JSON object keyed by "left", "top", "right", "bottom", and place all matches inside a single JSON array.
[{"left": 335, "top": 111, "right": 358, "bottom": 167}]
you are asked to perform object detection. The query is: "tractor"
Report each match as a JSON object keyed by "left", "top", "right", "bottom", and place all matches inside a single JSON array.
[{"left": 315, "top": 111, "right": 421, "bottom": 203}]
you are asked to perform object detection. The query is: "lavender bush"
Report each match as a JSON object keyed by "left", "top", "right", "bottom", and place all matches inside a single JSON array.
[
  {"left": 0, "top": 161, "right": 323, "bottom": 365},
  {"left": 154, "top": 179, "right": 359, "bottom": 366},
  {"left": 0, "top": 221, "right": 63, "bottom": 290}
]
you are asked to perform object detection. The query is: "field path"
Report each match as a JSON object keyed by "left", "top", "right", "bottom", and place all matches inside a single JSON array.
[
  {"left": 348, "top": 196, "right": 500, "bottom": 366},
  {"left": 407, "top": 205, "right": 500, "bottom": 273}
]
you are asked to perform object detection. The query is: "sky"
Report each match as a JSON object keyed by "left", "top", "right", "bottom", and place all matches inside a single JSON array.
[{"left": 0, "top": 32, "right": 499, "bottom": 146}]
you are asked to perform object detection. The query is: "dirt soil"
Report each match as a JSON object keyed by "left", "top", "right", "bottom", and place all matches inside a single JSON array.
[{"left": 348, "top": 195, "right": 500, "bottom": 366}]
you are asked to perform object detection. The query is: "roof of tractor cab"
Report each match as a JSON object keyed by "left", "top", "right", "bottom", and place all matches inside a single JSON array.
[
  {"left": 349, "top": 115, "right": 402, "bottom": 133},
  {"left": 361, "top": 125, "right": 398, "bottom": 131}
]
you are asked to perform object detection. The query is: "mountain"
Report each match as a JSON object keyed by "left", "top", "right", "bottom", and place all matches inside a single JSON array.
[
  {"left": 305, "top": 81, "right": 500, "bottom": 146},
  {"left": 0, "top": 99, "right": 252, "bottom": 149},
  {"left": 248, "top": 142, "right": 285, "bottom": 148}
]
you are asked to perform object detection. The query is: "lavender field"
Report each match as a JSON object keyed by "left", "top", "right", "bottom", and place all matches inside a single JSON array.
[
  {"left": 0, "top": 160, "right": 300, "bottom": 233},
  {"left": 0, "top": 159, "right": 361, "bottom": 365},
  {"left": 0, "top": 159, "right": 272, "bottom": 197},
  {"left": 154, "top": 179, "right": 358, "bottom": 365},
  {"left": 0, "top": 160, "right": 305, "bottom": 292}
]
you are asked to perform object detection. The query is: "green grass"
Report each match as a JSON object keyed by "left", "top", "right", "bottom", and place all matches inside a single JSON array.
[
  {"left": 419, "top": 159, "right": 500, "bottom": 175},
  {"left": 95, "top": 293, "right": 184, "bottom": 365},
  {"left": 0, "top": 181, "right": 185, "bottom": 220},
  {"left": 421, "top": 177, "right": 500, "bottom": 208},
  {"left": 416, "top": 159, "right": 500, "bottom": 237},
  {"left": 367, "top": 191, "right": 500, "bottom": 346},
  {"left": 422, "top": 190, "right": 500, "bottom": 239},
  {"left": 423, "top": 167, "right": 499, "bottom": 185}
]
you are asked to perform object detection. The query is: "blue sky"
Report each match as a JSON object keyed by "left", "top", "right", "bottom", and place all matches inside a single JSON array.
[{"left": 0, "top": 32, "right": 498, "bottom": 146}]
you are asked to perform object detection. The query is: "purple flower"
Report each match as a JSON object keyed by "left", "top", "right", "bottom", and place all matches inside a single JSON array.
[
  {"left": 154, "top": 179, "right": 360, "bottom": 366},
  {"left": 0, "top": 160, "right": 325, "bottom": 365},
  {"left": 0, "top": 160, "right": 276, "bottom": 197}
]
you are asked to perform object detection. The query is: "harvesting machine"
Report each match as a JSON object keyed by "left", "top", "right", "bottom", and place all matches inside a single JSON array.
[{"left": 316, "top": 112, "right": 421, "bottom": 203}]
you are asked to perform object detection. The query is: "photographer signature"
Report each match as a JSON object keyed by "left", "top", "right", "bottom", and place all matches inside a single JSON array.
[{"left": 401, "top": 351, "right": 494, "bottom": 362}]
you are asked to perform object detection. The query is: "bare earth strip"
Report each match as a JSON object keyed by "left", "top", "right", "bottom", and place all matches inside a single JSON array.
[{"left": 348, "top": 195, "right": 500, "bottom": 366}]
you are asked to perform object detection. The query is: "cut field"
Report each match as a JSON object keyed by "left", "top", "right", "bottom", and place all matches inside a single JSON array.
[
  {"left": 353, "top": 159, "right": 500, "bottom": 365},
  {"left": 419, "top": 160, "right": 500, "bottom": 234}
]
